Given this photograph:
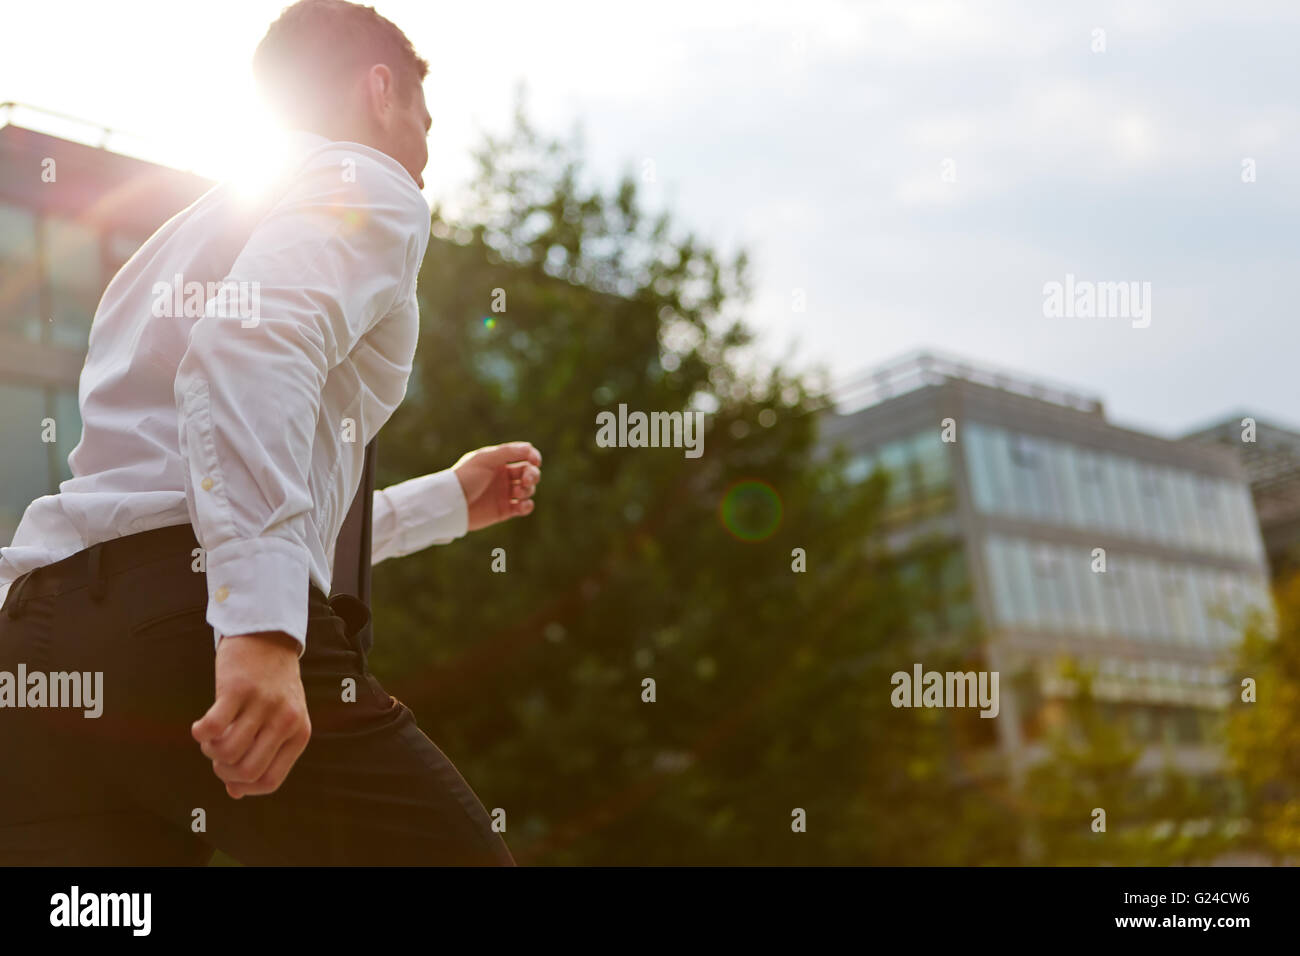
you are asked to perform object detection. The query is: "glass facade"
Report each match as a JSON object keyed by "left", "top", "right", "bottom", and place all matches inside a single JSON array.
[
  {"left": 965, "top": 422, "right": 1265, "bottom": 562},
  {"left": 0, "top": 203, "right": 124, "bottom": 351},
  {"left": 844, "top": 431, "right": 972, "bottom": 636},
  {"left": 825, "top": 366, "right": 1276, "bottom": 770},
  {"left": 983, "top": 534, "right": 1271, "bottom": 647},
  {"left": 0, "top": 201, "right": 99, "bottom": 546},
  {"left": 844, "top": 428, "right": 955, "bottom": 521},
  {"left": 45, "top": 217, "right": 102, "bottom": 350},
  {"left": 0, "top": 383, "right": 49, "bottom": 541},
  {"left": 0, "top": 202, "right": 40, "bottom": 342},
  {"left": 53, "top": 385, "right": 82, "bottom": 482},
  {"left": 0, "top": 382, "right": 82, "bottom": 545},
  {"left": 897, "top": 543, "right": 975, "bottom": 637}
]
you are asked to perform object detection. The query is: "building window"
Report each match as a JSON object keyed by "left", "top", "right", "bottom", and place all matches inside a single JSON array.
[
  {"left": 1071, "top": 544, "right": 1105, "bottom": 637},
  {"left": 0, "top": 382, "right": 82, "bottom": 546},
  {"left": 1225, "top": 481, "right": 1261, "bottom": 560},
  {"left": 0, "top": 382, "right": 52, "bottom": 545},
  {"left": 984, "top": 427, "right": 1015, "bottom": 515},
  {"left": 964, "top": 423, "right": 996, "bottom": 513},
  {"left": 1112, "top": 457, "right": 1148, "bottom": 540},
  {"left": 844, "top": 450, "right": 875, "bottom": 484},
  {"left": 1076, "top": 448, "right": 1108, "bottom": 529},
  {"left": 53, "top": 387, "right": 82, "bottom": 483},
  {"left": 44, "top": 217, "right": 102, "bottom": 351},
  {"left": 0, "top": 202, "right": 41, "bottom": 343},
  {"left": 980, "top": 532, "right": 1261, "bottom": 649},
  {"left": 1133, "top": 559, "right": 1168, "bottom": 641},
  {"left": 942, "top": 547, "right": 975, "bottom": 632},
  {"left": 1160, "top": 568, "right": 1192, "bottom": 646},
  {"left": 985, "top": 536, "right": 1017, "bottom": 628},
  {"left": 897, "top": 542, "right": 972, "bottom": 637},
  {"left": 908, "top": 429, "right": 951, "bottom": 496},
  {"left": 1194, "top": 476, "right": 1225, "bottom": 553},
  {"left": 877, "top": 438, "right": 913, "bottom": 509},
  {"left": 1051, "top": 443, "right": 1086, "bottom": 528},
  {"left": 104, "top": 230, "right": 145, "bottom": 277},
  {"left": 1096, "top": 557, "right": 1128, "bottom": 637},
  {"left": 963, "top": 424, "right": 1262, "bottom": 566},
  {"left": 1170, "top": 471, "right": 1204, "bottom": 552},
  {"left": 1007, "top": 433, "right": 1047, "bottom": 520},
  {"left": 1031, "top": 544, "right": 1067, "bottom": 633},
  {"left": 1007, "top": 538, "right": 1041, "bottom": 629},
  {"left": 1140, "top": 465, "right": 1173, "bottom": 545}
]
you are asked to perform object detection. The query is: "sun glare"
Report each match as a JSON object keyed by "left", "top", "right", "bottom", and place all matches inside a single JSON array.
[{"left": 175, "top": 97, "right": 299, "bottom": 201}]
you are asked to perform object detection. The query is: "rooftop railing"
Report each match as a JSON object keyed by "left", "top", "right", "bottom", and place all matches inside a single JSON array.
[
  {"left": 829, "top": 349, "right": 1105, "bottom": 417},
  {"left": 0, "top": 102, "right": 200, "bottom": 176}
]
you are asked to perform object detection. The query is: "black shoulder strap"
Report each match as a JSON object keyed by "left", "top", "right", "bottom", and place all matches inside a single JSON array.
[{"left": 331, "top": 437, "right": 377, "bottom": 608}]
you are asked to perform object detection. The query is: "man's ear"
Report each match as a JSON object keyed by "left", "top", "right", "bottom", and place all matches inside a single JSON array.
[{"left": 364, "top": 64, "right": 398, "bottom": 129}]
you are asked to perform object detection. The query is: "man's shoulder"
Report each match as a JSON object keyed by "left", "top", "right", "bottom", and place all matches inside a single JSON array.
[
  {"left": 275, "top": 141, "right": 431, "bottom": 287},
  {"left": 290, "top": 141, "right": 428, "bottom": 227}
]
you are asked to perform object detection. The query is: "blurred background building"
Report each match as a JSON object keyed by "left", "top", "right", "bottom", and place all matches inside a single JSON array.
[
  {"left": 1184, "top": 415, "right": 1300, "bottom": 582},
  {"left": 0, "top": 104, "right": 209, "bottom": 546},
  {"left": 818, "top": 351, "right": 1275, "bottom": 785}
]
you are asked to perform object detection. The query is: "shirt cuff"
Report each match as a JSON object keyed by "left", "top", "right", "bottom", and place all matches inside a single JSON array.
[
  {"left": 373, "top": 468, "right": 469, "bottom": 561},
  {"left": 204, "top": 537, "right": 311, "bottom": 658}
]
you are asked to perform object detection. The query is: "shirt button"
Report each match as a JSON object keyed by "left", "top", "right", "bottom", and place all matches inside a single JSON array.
[
  {"left": 214, "top": 586, "right": 229, "bottom": 603},
  {"left": 201, "top": 477, "right": 214, "bottom": 491}
]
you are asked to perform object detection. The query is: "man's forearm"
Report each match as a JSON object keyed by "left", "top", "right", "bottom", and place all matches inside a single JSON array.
[{"left": 371, "top": 469, "right": 470, "bottom": 564}]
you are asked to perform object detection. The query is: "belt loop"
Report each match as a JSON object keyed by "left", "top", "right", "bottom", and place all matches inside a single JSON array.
[
  {"left": 87, "top": 544, "right": 107, "bottom": 602},
  {"left": 4, "top": 571, "right": 31, "bottom": 620}
]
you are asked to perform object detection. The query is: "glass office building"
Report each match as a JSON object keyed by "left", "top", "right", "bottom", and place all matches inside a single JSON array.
[
  {"left": 0, "top": 112, "right": 211, "bottom": 546},
  {"left": 1184, "top": 415, "right": 1300, "bottom": 580},
  {"left": 819, "top": 352, "right": 1272, "bottom": 767}
]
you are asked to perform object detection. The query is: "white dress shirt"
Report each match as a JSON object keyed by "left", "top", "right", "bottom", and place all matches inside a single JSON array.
[{"left": 0, "top": 131, "right": 466, "bottom": 654}]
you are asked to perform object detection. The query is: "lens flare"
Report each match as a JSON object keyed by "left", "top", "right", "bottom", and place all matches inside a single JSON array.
[{"left": 719, "top": 479, "right": 782, "bottom": 541}]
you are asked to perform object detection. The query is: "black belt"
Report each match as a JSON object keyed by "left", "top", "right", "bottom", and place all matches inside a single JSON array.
[
  {"left": 4, "top": 437, "right": 376, "bottom": 625},
  {"left": 3, "top": 523, "right": 201, "bottom": 619}
]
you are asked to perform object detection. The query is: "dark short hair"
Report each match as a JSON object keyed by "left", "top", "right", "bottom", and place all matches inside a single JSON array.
[{"left": 254, "top": 0, "right": 429, "bottom": 128}]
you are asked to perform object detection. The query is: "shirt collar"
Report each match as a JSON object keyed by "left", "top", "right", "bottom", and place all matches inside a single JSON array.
[
  {"left": 281, "top": 130, "right": 421, "bottom": 190},
  {"left": 285, "top": 129, "right": 331, "bottom": 155}
]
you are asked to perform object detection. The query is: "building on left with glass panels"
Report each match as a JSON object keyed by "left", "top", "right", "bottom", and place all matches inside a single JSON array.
[{"left": 0, "top": 108, "right": 211, "bottom": 546}]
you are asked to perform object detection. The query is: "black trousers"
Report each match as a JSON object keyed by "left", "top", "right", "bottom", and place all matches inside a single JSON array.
[{"left": 0, "top": 524, "right": 515, "bottom": 866}]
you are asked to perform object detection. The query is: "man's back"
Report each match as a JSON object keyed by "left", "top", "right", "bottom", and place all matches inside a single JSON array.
[
  {"left": 0, "top": 132, "right": 431, "bottom": 645},
  {"left": 0, "top": 128, "right": 513, "bottom": 866},
  {"left": 0, "top": 0, "right": 523, "bottom": 868}
]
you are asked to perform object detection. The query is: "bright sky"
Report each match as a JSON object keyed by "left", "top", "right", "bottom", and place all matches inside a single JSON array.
[{"left": 3, "top": 0, "right": 1298, "bottom": 436}]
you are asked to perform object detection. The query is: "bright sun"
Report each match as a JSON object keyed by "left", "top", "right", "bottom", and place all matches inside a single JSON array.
[{"left": 176, "top": 94, "right": 298, "bottom": 197}]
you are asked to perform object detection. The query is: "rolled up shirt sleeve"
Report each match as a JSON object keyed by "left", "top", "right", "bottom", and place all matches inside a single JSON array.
[
  {"left": 174, "top": 151, "right": 430, "bottom": 655},
  {"left": 371, "top": 468, "right": 469, "bottom": 564}
]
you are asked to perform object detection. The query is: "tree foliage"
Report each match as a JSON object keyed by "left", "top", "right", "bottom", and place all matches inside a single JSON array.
[
  {"left": 369, "top": 101, "right": 1010, "bottom": 864},
  {"left": 1022, "top": 661, "right": 1235, "bottom": 865},
  {"left": 1226, "top": 572, "right": 1300, "bottom": 863}
]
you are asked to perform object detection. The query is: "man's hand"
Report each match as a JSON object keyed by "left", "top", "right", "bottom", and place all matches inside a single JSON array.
[
  {"left": 452, "top": 441, "right": 543, "bottom": 532},
  {"left": 191, "top": 631, "right": 311, "bottom": 800}
]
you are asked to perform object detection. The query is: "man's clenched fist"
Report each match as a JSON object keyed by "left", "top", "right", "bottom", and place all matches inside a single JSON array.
[
  {"left": 191, "top": 631, "right": 311, "bottom": 799},
  {"left": 452, "top": 441, "right": 542, "bottom": 532}
]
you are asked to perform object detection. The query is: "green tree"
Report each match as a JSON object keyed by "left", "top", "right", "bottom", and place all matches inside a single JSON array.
[
  {"left": 1226, "top": 572, "right": 1300, "bottom": 863},
  {"left": 1022, "top": 660, "right": 1236, "bottom": 864},
  {"left": 370, "top": 99, "right": 1011, "bottom": 864}
]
